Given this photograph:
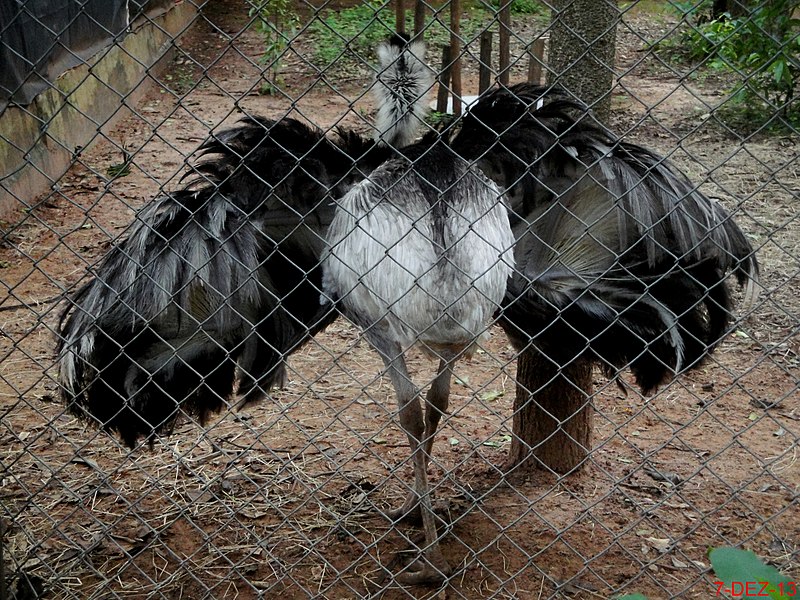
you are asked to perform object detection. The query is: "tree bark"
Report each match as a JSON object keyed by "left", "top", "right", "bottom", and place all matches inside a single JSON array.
[
  {"left": 498, "top": 0, "right": 511, "bottom": 85},
  {"left": 479, "top": 31, "right": 493, "bottom": 94},
  {"left": 547, "top": 0, "right": 619, "bottom": 119},
  {"left": 504, "top": 350, "right": 594, "bottom": 474},
  {"left": 712, "top": 0, "right": 729, "bottom": 18},
  {"left": 712, "top": 1, "right": 749, "bottom": 18},
  {"left": 449, "top": 0, "right": 462, "bottom": 115}
]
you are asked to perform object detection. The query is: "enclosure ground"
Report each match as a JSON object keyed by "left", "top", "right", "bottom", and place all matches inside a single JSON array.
[{"left": 0, "top": 2, "right": 797, "bottom": 599}]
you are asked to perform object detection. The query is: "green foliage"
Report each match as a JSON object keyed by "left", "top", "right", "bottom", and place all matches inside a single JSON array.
[
  {"left": 659, "top": 1, "right": 800, "bottom": 127},
  {"left": 486, "top": 0, "right": 546, "bottom": 15},
  {"left": 709, "top": 547, "right": 794, "bottom": 600},
  {"left": 308, "top": 0, "right": 396, "bottom": 67},
  {"left": 682, "top": 0, "right": 800, "bottom": 114},
  {"left": 163, "top": 64, "right": 196, "bottom": 95},
  {"left": 248, "top": 0, "right": 298, "bottom": 93},
  {"left": 667, "top": 0, "right": 714, "bottom": 19},
  {"left": 106, "top": 162, "right": 131, "bottom": 179},
  {"left": 426, "top": 110, "right": 449, "bottom": 126},
  {"left": 106, "top": 147, "right": 132, "bottom": 179},
  {"left": 306, "top": 0, "right": 525, "bottom": 71}
]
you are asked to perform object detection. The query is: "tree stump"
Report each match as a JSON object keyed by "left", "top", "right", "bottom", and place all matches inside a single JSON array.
[{"left": 503, "top": 348, "right": 594, "bottom": 474}]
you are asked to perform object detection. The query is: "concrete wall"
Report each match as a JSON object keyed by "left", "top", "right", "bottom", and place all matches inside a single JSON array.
[{"left": 0, "top": 1, "right": 200, "bottom": 223}]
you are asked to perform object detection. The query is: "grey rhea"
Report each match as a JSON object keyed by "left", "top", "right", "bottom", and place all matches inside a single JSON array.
[
  {"left": 449, "top": 84, "right": 759, "bottom": 392},
  {"left": 322, "top": 125, "right": 514, "bottom": 582},
  {"left": 55, "top": 35, "right": 430, "bottom": 448}
]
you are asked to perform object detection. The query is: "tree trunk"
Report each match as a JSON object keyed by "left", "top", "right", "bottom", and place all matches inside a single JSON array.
[
  {"left": 547, "top": 0, "right": 619, "bottom": 119},
  {"left": 711, "top": 1, "right": 750, "bottom": 18},
  {"left": 712, "top": 0, "right": 729, "bottom": 18},
  {"left": 504, "top": 349, "right": 594, "bottom": 474},
  {"left": 502, "top": 0, "right": 619, "bottom": 475},
  {"left": 498, "top": 0, "right": 511, "bottom": 85},
  {"left": 449, "top": 0, "right": 462, "bottom": 115}
]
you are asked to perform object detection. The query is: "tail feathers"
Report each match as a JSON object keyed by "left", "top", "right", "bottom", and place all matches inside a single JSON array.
[
  {"left": 373, "top": 35, "right": 434, "bottom": 148},
  {"left": 189, "top": 116, "right": 367, "bottom": 210}
]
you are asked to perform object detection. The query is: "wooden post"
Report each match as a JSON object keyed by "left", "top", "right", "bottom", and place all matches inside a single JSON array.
[
  {"left": 396, "top": 0, "right": 406, "bottom": 34},
  {"left": 450, "top": 0, "right": 462, "bottom": 114},
  {"left": 436, "top": 45, "right": 452, "bottom": 114},
  {"left": 498, "top": 0, "right": 511, "bottom": 85},
  {"left": 414, "top": 0, "right": 426, "bottom": 37},
  {"left": 479, "top": 31, "right": 493, "bottom": 94},
  {"left": 503, "top": 349, "right": 594, "bottom": 474},
  {"left": 527, "top": 38, "right": 545, "bottom": 85}
]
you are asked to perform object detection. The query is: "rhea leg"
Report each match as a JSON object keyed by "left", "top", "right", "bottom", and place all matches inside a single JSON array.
[
  {"left": 382, "top": 353, "right": 452, "bottom": 584},
  {"left": 389, "top": 358, "right": 453, "bottom": 522}
]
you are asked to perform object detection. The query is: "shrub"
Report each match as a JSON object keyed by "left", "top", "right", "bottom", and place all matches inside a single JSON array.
[
  {"left": 486, "top": 0, "right": 547, "bottom": 15},
  {"left": 249, "top": 0, "right": 298, "bottom": 93},
  {"left": 659, "top": 1, "right": 800, "bottom": 128},
  {"left": 308, "top": 0, "right": 396, "bottom": 68}
]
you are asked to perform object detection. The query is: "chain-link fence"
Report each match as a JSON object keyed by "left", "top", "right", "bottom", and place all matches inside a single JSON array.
[{"left": 1, "top": 0, "right": 798, "bottom": 598}]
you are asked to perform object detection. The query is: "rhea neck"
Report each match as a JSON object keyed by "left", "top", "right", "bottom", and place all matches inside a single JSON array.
[{"left": 372, "top": 38, "right": 433, "bottom": 149}]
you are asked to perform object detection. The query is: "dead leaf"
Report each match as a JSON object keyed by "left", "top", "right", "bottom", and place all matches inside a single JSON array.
[{"left": 647, "top": 537, "right": 671, "bottom": 552}]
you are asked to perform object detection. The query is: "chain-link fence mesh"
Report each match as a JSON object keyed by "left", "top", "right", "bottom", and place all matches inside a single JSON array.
[{"left": 1, "top": 0, "right": 797, "bottom": 598}]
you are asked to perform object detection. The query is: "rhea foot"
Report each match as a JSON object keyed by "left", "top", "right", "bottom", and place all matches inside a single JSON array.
[
  {"left": 387, "top": 493, "right": 453, "bottom": 526},
  {"left": 386, "top": 491, "right": 423, "bottom": 525},
  {"left": 396, "top": 550, "right": 451, "bottom": 585}
]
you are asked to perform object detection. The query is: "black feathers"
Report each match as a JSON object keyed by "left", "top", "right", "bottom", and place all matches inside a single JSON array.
[
  {"left": 57, "top": 71, "right": 758, "bottom": 448},
  {"left": 57, "top": 117, "right": 382, "bottom": 446},
  {"left": 451, "top": 83, "right": 758, "bottom": 392}
]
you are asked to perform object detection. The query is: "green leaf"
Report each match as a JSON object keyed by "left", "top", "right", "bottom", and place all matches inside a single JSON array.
[
  {"left": 480, "top": 390, "right": 504, "bottom": 402},
  {"left": 616, "top": 595, "right": 648, "bottom": 600},
  {"left": 709, "top": 547, "right": 792, "bottom": 600},
  {"left": 772, "top": 59, "right": 786, "bottom": 84},
  {"left": 106, "top": 163, "right": 131, "bottom": 178},
  {"left": 482, "top": 434, "right": 511, "bottom": 448}
]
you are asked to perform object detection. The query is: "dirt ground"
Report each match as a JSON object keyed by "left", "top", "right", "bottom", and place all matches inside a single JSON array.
[{"left": 1, "top": 1, "right": 798, "bottom": 599}]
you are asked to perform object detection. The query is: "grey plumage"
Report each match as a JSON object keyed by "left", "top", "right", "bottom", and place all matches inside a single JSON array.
[
  {"left": 322, "top": 140, "right": 514, "bottom": 583},
  {"left": 373, "top": 34, "right": 434, "bottom": 148},
  {"left": 324, "top": 147, "right": 514, "bottom": 353}
]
